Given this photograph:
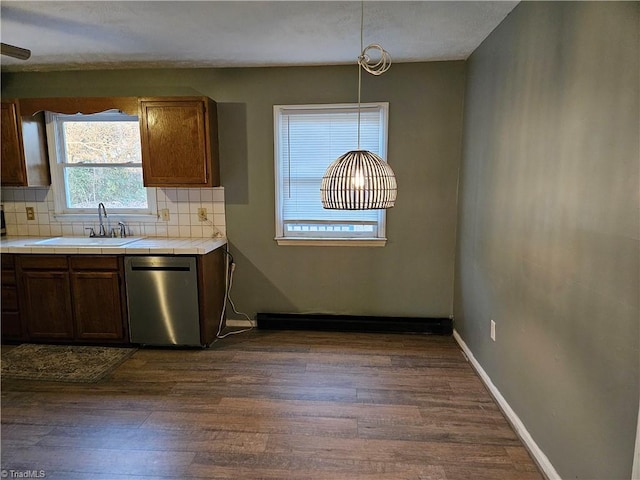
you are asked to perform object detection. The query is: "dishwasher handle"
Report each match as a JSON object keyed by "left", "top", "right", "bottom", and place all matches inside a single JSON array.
[
  {"left": 130, "top": 265, "right": 191, "bottom": 272},
  {"left": 127, "top": 257, "right": 194, "bottom": 272}
]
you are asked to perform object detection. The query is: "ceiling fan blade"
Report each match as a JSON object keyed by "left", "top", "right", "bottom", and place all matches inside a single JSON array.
[{"left": 1, "top": 43, "right": 31, "bottom": 60}]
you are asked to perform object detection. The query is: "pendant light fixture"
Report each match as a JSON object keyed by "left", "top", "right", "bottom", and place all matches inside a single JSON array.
[{"left": 320, "top": 2, "right": 397, "bottom": 210}]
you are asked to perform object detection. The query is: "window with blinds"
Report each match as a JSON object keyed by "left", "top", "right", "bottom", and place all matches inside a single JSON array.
[{"left": 273, "top": 103, "right": 389, "bottom": 244}]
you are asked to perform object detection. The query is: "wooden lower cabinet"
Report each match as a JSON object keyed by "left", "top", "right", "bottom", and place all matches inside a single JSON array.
[
  {"left": 16, "top": 255, "right": 128, "bottom": 344},
  {"left": 197, "top": 248, "right": 226, "bottom": 345},
  {"left": 1, "top": 254, "right": 24, "bottom": 340},
  {"left": 22, "top": 270, "right": 74, "bottom": 339},
  {"left": 70, "top": 256, "right": 127, "bottom": 341},
  {"left": 71, "top": 271, "right": 123, "bottom": 340},
  {"left": 8, "top": 250, "right": 225, "bottom": 346}
]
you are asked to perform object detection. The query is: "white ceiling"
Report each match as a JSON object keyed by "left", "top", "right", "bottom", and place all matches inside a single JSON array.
[{"left": 0, "top": 1, "right": 518, "bottom": 72}]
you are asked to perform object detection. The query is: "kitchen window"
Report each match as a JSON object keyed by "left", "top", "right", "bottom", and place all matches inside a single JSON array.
[
  {"left": 273, "top": 103, "right": 389, "bottom": 246},
  {"left": 45, "top": 111, "right": 155, "bottom": 216}
]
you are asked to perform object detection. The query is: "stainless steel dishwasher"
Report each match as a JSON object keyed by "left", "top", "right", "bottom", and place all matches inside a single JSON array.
[{"left": 125, "top": 256, "right": 201, "bottom": 346}]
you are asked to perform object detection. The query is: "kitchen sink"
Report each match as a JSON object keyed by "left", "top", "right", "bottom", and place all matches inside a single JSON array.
[{"left": 26, "top": 236, "right": 145, "bottom": 247}]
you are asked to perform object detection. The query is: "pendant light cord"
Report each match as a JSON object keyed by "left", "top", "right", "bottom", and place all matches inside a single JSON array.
[
  {"left": 356, "top": 1, "right": 392, "bottom": 150},
  {"left": 357, "top": 0, "right": 364, "bottom": 150},
  {"left": 320, "top": 0, "right": 397, "bottom": 211},
  {"left": 357, "top": 59, "right": 362, "bottom": 149}
]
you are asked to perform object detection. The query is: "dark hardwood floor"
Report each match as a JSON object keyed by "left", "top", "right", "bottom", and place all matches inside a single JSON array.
[{"left": 1, "top": 330, "right": 544, "bottom": 479}]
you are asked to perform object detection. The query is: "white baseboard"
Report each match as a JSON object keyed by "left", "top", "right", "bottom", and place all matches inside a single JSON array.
[
  {"left": 225, "top": 319, "right": 255, "bottom": 328},
  {"left": 453, "top": 329, "right": 561, "bottom": 480}
]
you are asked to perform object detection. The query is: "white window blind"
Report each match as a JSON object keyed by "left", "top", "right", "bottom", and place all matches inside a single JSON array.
[{"left": 274, "top": 103, "right": 389, "bottom": 244}]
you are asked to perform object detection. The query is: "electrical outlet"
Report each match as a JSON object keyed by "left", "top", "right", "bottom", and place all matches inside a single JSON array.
[
  {"left": 197, "top": 207, "right": 207, "bottom": 222},
  {"left": 25, "top": 206, "right": 35, "bottom": 221},
  {"left": 160, "top": 209, "right": 170, "bottom": 221},
  {"left": 490, "top": 319, "right": 496, "bottom": 342}
]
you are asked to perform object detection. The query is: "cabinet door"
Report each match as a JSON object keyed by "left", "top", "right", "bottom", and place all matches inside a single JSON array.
[
  {"left": 1, "top": 101, "right": 27, "bottom": 186},
  {"left": 198, "top": 248, "right": 226, "bottom": 345},
  {"left": 139, "top": 98, "right": 219, "bottom": 187},
  {"left": 71, "top": 271, "right": 125, "bottom": 341},
  {"left": 22, "top": 271, "right": 74, "bottom": 339}
]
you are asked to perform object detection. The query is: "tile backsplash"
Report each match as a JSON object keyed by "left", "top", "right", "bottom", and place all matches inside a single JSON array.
[{"left": 0, "top": 187, "right": 226, "bottom": 238}]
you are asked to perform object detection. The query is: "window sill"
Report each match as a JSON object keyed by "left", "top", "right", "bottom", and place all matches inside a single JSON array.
[
  {"left": 275, "top": 237, "right": 387, "bottom": 247},
  {"left": 52, "top": 212, "right": 158, "bottom": 223}
]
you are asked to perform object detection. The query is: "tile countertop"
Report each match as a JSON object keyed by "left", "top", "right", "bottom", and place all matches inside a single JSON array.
[{"left": 0, "top": 236, "right": 228, "bottom": 255}]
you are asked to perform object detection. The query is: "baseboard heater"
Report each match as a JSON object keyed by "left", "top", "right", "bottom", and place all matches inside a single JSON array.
[{"left": 256, "top": 313, "right": 452, "bottom": 335}]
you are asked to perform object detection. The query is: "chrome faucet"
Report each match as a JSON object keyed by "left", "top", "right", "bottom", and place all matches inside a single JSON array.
[{"left": 97, "top": 202, "right": 108, "bottom": 237}]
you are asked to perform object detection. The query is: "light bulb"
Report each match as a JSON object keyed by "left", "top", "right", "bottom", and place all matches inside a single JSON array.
[{"left": 352, "top": 168, "right": 365, "bottom": 189}]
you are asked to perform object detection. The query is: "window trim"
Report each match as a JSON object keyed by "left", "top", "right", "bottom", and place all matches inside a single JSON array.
[
  {"left": 275, "top": 238, "right": 387, "bottom": 247},
  {"left": 45, "top": 111, "right": 156, "bottom": 217},
  {"left": 273, "top": 102, "right": 389, "bottom": 246}
]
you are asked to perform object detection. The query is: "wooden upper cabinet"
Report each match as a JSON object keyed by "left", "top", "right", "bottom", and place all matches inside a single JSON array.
[
  {"left": 1, "top": 100, "right": 27, "bottom": 185},
  {"left": 3, "top": 96, "right": 220, "bottom": 188},
  {"left": 1, "top": 100, "right": 50, "bottom": 187},
  {"left": 139, "top": 97, "right": 220, "bottom": 187}
]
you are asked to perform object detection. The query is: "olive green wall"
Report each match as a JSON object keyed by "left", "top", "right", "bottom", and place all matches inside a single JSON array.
[
  {"left": 2, "top": 62, "right": 466, "bottom": 318},
  {"left": 454, "top": 2, "right": 639, "bottom": 479}
]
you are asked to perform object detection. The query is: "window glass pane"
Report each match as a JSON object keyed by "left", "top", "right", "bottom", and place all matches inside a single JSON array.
[
  {"left": 62, "top": 121, "right": 142, "bottom": 164},
  {"left": 275, "top": 103, "right": 388, "bottom": 240},
  {"left": 280, "top": 109, "right": 382, "bottom": 223},
  {"left": 64, "top": 166, "right": 148, "bottom": 209},
  {"left": 284, "top": 222, "right": 376, "bottom": 237}
]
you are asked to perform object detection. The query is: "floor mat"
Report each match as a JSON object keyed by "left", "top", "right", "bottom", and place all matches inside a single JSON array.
[{"left": 1, "top": 344, "right": 136, "bottom": 383}]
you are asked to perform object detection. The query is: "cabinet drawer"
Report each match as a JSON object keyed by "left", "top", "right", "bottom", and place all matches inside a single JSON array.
[
  {"left": 19, "top": 255, "right": 68, "bottom": 270},
  {"left": 1, "top": 254, "right": 15, "bottom": 270},
  {"left": 1, "top": 271, "right": 17, "bottom": 286},
  {"left": 69, "top": 256, "right": 119, "bottom": 271},
  {"left": 1, "top": 286, "right": 18, "bottom": 311}
]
